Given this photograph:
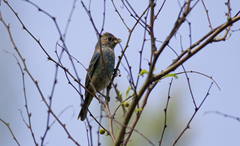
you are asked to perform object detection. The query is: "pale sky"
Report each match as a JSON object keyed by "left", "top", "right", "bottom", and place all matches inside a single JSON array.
[{"left": 1, "top": 0, "right": 240, "bottom": 146}]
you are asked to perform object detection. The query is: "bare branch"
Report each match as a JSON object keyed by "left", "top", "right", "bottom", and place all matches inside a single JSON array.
[
  {"left": 201, "top": 0, "right": 213, "bottom": 29},
  {"left": 0, "top": 119, "right": 21, "bottom": 146},
  {"left": 204, "top": 111, "right": 240, "bottom": 123},
  {"left": 172, "top": 82, "right": 213, "bottom": 146},
  {"left": 159, "top": 79, "right": 173, "bottom": 146}
]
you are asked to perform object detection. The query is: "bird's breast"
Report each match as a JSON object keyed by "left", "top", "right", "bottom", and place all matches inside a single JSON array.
[{"left": 92, "top": 48, "right": 115, "bottom": 91}]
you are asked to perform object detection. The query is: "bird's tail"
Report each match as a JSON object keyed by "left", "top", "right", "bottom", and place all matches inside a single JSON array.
[
  {"left": 78, "top": 106, "right": 87, "bottom": 121},
  {"left": 78, "top": 94, "right": 93, "bottom": 121}
]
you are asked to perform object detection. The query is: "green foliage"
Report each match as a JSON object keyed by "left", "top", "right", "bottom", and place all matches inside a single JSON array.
[
  {"left": 214, "top": 34, "right": 222, "bottom": 40},
  {"left": 116, "top": 88, "right": 123, "bottom": 102},
  {"left": 162, "top": 74, "right": 178, "bottom": 79},
  {"left": 138, "top": 67, "right": 156, "bottom": 77},
  {"left": 134, "top": 108, "right": 142, "bottom": 112},
  {"left": 138, "top": 69, "right": 148, "bottom": 77},
  {"left": 125, "top": 86, "right": 131, "bottom": 97}
]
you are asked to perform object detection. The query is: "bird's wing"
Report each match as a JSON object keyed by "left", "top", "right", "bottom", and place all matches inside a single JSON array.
[{"left": 85, "top": 51, "right": 100, "bottom": 88}]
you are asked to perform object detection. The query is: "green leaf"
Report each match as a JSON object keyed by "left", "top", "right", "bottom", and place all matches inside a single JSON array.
[
  {"left": 116, "top": 88, "right": 122, "bottom": 102},
  {"left": 163, "top": 73, "right": 178, "bottom": 79},
  {"left": 138, "top": 69, "right": 148, "bottom": 77},
  {"left": 134, "top": 108, "right": 142, "bottom": 112},
  {"left": 157, "top": 73, "right": 178, "bottom": 82},
  {"left": 125, "top": 86, "right": 131, "bottom": 97},
  {"left": 227, "top": 16, "right": 230, "bottom": 21},
  {"left": 214, "top": 34, "right": 222, "bottom": 40},
  {"left": 153, "top": 67, "right": 156, "bottom": 72}
]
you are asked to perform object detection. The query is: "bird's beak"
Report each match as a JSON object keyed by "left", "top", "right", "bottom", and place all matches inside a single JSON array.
[{"left": 114, "top": 38, "right": 122, "bottom": 44}]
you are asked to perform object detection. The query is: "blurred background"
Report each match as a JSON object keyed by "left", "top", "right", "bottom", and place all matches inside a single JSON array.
[{"left": 0, "top": 0, "right": 240, "bottom": 146}]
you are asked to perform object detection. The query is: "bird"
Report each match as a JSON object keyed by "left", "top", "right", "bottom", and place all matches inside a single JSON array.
[{"left": 78, "top": 32, "right": 121, "bottom": 121}]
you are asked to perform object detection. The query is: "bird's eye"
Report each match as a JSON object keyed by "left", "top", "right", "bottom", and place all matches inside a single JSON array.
[{"left": 108, "top": 37, "right": 112, "bottom": 41}]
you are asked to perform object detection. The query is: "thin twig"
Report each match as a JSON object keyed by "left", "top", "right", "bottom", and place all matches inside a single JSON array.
[
  {"left": 63, "top": 0, "right": 78, "bottom": 40},
  {"left": 175, "top": 70, "right": 221, "bottom": 91},
  {"left": 154, "top": 0, "right": 167, "bottom": 19},
  {"left": 204, "top": 111, "right": 240, "bottom": 123},
  {"left": 172, "top": 82, "right": 213, "bottom": 146},
  {"left": 2, "top": 1, "right": 80, "bottom": 145},
  {"left": 4, "top": 50, "right": 38, "bottom": 145},
  {"left": 113, "top": 119, "right": 156, "bottom": 146},
  {"left": 0, "top": 119, "right": 21, "bottom": 146},
  {"left": 201, "top": 0, "right": 213, "bottom": 29},
  {"left": 213, "top": 0, "right": 232, "bottom": 42},
  {"left": 111, "top": 0, "right": 130, "bottom": 31},
  {"left": 159, "top": 79, "right": 173, "bottom": 146}
]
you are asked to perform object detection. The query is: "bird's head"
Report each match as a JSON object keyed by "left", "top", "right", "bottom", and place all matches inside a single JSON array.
[{"left": 96, "top": 32, "right": 121, "bottom": 49}]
